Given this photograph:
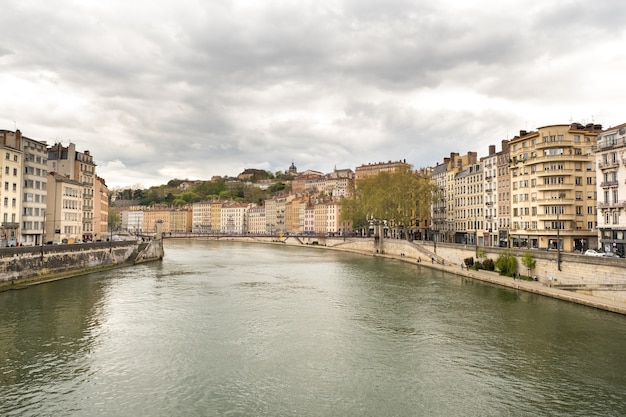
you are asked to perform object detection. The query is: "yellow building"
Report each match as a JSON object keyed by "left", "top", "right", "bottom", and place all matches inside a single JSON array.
[
  {"left": 143, "top": 209, "right": 171, "bottom": 235},
  {"left": 508, "top": 123, "right": 601, "bottom": 252}
]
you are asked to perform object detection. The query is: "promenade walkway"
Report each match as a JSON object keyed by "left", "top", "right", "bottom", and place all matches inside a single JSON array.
[{"left": 375, "top": 251, "right": 626, "bottom": 316}]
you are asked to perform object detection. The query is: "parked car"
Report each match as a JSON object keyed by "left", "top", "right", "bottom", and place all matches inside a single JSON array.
[
  {"left": 603, "top": 252, "right": 622, "bottom": 258},
  {"left": 584, "top": 249, "right": 604, "bottom": 257}
]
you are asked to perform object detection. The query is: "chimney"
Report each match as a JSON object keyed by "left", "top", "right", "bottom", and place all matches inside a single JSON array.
[{"left": 488, "top": 145, "right": 496, "bottom": 156}]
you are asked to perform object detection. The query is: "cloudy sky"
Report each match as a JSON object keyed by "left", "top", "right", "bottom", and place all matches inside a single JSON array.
[{"left": 1, "top": 0, "right": 625, "bottom": 188}]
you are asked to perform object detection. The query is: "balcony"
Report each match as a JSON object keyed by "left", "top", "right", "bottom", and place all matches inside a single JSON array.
[
  {"left": 600, "top": 180, "right": 619, "bottom": 188},
  {"left": 1, "top": 222, "right": 19, "bottom": 229},
  {"left": 536, "top": 213, "right": 576, "bottom": 221},
  {"left": 536, "top": 198, "right": 574, "bottom": 205},
  {"left": 597, "top": 160, "right": 619, "bottom": 170},
  {"left": 536, "top": 182, "right": 574, "bottom": 190},
  {"left": 598, "top": 201, "right": 626, "bottom": 210},
  {"left": 536, "top": 168, "right": 574, "bottom": 176}
]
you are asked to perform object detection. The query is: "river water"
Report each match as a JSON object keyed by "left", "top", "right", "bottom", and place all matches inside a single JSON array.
[{"left": 1, "top": 240, "right": 625, "bottom": 417}]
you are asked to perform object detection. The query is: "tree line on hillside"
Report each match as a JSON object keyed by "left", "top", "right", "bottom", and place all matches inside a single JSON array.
[{"left": 112, "top": 171, "right": 295, "bottom": 207}]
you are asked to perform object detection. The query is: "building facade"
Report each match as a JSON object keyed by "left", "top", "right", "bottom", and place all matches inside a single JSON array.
[
  {"left": 594, "top": 122, "right": 626, "bottom": 256},
  {"left": 508, "top": 123, "right": 601, "bottom": 252}
]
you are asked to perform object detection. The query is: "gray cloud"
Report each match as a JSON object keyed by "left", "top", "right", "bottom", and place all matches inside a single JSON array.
[{"left": 1, "top": 0, "right": 624, "bottom": 187}]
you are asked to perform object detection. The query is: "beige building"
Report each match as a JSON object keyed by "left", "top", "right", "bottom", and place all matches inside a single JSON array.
[
  {"left": 247, "top": 205, "right": 266, "bottom": 234},
  {"left": 170, "top": 209, "right": 192, "bottom": 233},
  {"left": 192, "top": 201, "right": 213, "bottom": 233},
  {"left": 0, "top": 132, "right": 24, "bottom": 246},
  {"left": 285, "top": 196, "right": 307, "bottom": 234},
  {"left": 446, "top": 152, "right": 478, "bottom": 243},
  {"left": 355, "top": 160, "right": 411, "bottom": 182},
  {"left": 93, "top": 176, "right": 109, "bottom": 241},
  {"left": 508, "top": 123, "right": 601, "bottom": 252},
  {"left": 496, "top": 140, "right": 511, "bottom": 247},
  {"left": 45, "top": 173, "right": 83, "bottom": 243},
  {"left": 47, "top": 143, "right": 96, "bottom": 242},
  {"left": 143, "top": 209, "right": 171, "bottom": 236}
]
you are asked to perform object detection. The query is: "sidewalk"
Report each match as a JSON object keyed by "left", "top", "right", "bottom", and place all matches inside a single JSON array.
[{"left": 378, "top": 252, "right": 626, "bottom": 316}]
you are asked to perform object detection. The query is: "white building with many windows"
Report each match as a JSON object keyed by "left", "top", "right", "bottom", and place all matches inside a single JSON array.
[{"left": 594, "top": 122, "right": 626, "bottom": 256}]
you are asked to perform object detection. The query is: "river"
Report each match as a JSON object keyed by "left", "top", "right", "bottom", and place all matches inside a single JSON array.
[{"left": 1, "top": 240, "right": 625, "bottom": 416}]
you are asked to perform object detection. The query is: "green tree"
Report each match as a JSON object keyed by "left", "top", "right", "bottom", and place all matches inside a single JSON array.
[
  {"left": 340, "top": 167, "right": 437, "bottom": 239},
  {"left": 108, "top": 208, "right": 121, "bottom": 231},
  {"left": 521, "top": 251, "right": 537, "bottom": 279},
  {"left": 495, "top": 251, "right": 518, "bottom": 277}
]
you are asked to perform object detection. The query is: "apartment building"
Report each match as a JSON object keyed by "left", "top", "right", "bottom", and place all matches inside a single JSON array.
[
  {"left": 265, "top": 196, "right": 289, "bottom": 234},
  {"left": 47, "top": 143, "right": 96, "bottom": 242},
  {"left": 247, "top": 205, "right": 266, "bottom": 234},
  {"left": 121, "top": 209, "right": 144, "bottom": 234},
  {"left": 446, "top": 152, "right": 478, "bottom": 243},
  {"left": 508, "top": 123, "right": 601, "bottom": 252},
  {"left": 45, "top": 173, "right": 82, "bottom": 243},
  {"left": 496, "top": 140, "right": 511, "bottom": 247},
  {"left": 430, "top": 158, "right": 448, "bottom": 244},
  {"left": 210, "top": 200, "right": 224, "bottom": 233},
  {"left": 192, "top": 201, "right": 212, "bottom": 233},
  {"left": 0, "top": 132, "right": 23, "bottom": 246},
  {"left": 143, "top": 209, "right": 171, "bottom": 235},
  {"left": 170, "top": 209, "right": 192, "bottom": 233},
  {"left": 220, "top": 201, "right": 249, "bottom": 234},
  {"left": 285, "top": 196, "right": 307, "bottom": 234},
  {"left": 93, "top": 176, "right": 109, "bottom": 241},
  {"left": 354, "top": 160, "right": 411, "bottom": 182},
  {"left": 466, "top": 163, "right": 483, "bottom": 246},
  {"left": 324, "top": 168, "right": 354, "bottom": 200},
  {"left": 594, "top": 122, "right": 626, "bottom": 256},
  {"left": 482, "top": 146, "right": 498, "bottom": 247}
]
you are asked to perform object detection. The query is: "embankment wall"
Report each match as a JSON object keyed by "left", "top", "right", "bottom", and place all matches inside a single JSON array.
[{"left": 0, "top": 239, "right": 164, "bottom": 290}]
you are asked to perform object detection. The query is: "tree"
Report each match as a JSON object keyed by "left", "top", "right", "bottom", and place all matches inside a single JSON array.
[
  {"left": 340, "top": 166, "right": 437, "bottom": 238},
  {"left": 521, "top": 251, "right": 537, "bottom": 279},
  {"left": 495, "top": 251, "right": 518, "bottom": 277},
  {"left": 108, "top": 208, "right": 121, "bottom": 231}
]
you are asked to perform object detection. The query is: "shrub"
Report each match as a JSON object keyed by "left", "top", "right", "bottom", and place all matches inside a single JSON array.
[
  {"left": 464, "top": 257, "right": 474, "bottom": 267},
  {"left": 482, "top": 258, "right": 495, "bottom": 271}
]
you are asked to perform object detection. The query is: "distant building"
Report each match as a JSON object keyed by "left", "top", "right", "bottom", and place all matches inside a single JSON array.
[{"left": 354, "top": 160, "right": 411, "bottom": 182}]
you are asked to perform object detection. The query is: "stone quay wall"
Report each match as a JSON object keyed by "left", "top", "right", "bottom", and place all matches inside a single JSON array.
[{"left": 0, "top": 239, "right": 164, "bottom": 290}]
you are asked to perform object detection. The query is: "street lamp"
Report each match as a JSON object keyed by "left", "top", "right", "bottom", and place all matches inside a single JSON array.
[
  {"left": 556, "top": 210, "right": 561, "bottom": 271},
  {"left": 556, "top": 192, "right": 565, "bottom": 271},
  {"left": 474, "top": 215, "right": 478, "bottom": 257}
]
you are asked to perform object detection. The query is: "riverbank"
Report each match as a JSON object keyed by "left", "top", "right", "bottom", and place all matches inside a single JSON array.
[
  {"left": 186, "top": 235, "right": 626, "bottom": 315},
  {"left": 0, "top": 239, "right": 164, "bottom": 292},
  {"left": 370, "top": 249, "right": 626, "bottom": 316}
]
